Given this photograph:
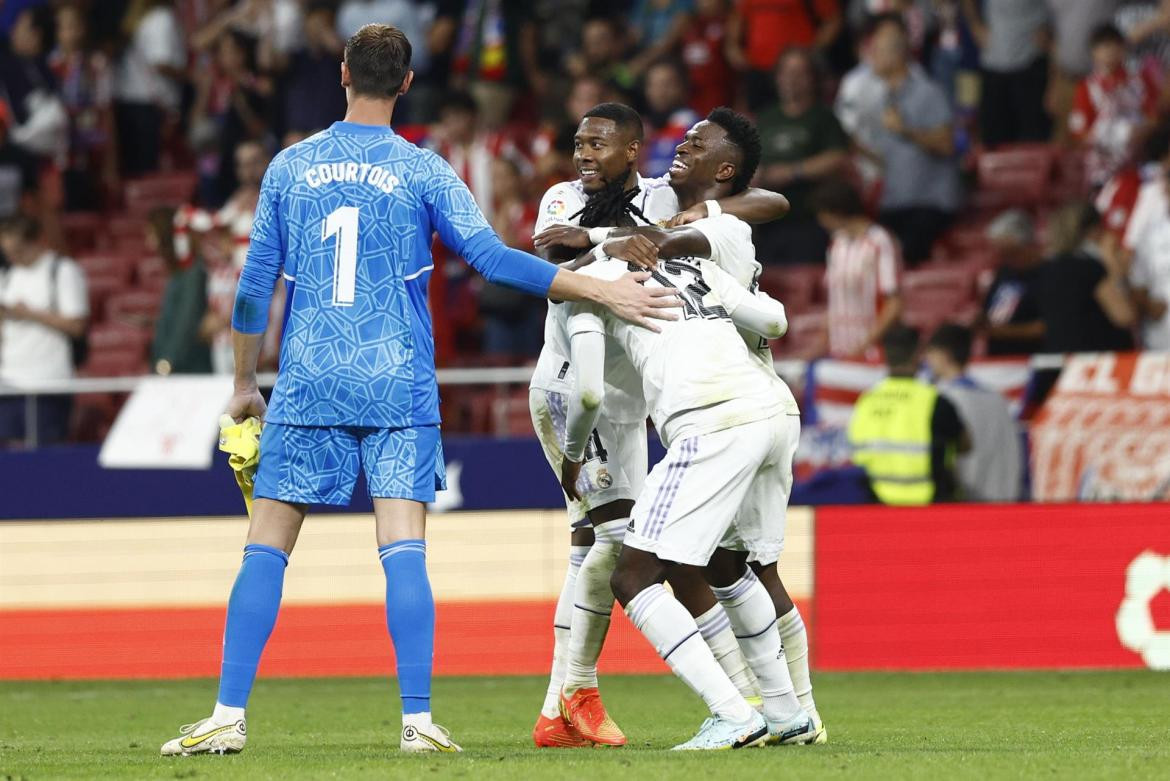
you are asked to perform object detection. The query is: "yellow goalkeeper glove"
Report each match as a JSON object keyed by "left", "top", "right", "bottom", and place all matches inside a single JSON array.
[{"left": 218, "top": 414, "right": 262, "bottom": 518}]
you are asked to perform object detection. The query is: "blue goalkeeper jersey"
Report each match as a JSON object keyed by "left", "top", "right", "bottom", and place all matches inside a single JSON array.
[{"left": 235, "top": 121, "right": 558, "bottom": 428}]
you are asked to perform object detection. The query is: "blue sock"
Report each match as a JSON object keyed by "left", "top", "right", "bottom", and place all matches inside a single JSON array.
[
  {"left": 379, "top": 539, "right": 434, "bottom": 715},
  {"left": 217, "top": 544, "right": 288, "bottom": 708}
]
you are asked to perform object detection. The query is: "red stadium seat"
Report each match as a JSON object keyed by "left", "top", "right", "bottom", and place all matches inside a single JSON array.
[
  {"left": 77, "top": 253, "right": 135, "bottom": 284},
  {"left": 61, "top": 212, "right": 103, "bottom": 253},
  {"left": 774, "top": 309, "right": 827, "bottom": 357},
  {"left": 69, "top": 392, "right": 124, "bottom": 442},
  {"left": 757, "top": 264, "right": 824, "bottom": 312},
  {"left": 105, "top": 289, "right": 163, "bottom": 323},
  {"left": 88, "top": 322, "right": 151, "bottom": 358},
  {"left": 79, "top": 349, "right": 149, "bottom": 377},
  {"left": 123, "top": 173, "right": 197, "bottom": 215},
  {"left": 974, "top": 144, "right": 1057, "bottom": 210}
]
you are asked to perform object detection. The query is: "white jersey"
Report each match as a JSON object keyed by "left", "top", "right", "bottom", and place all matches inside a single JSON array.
[
  {"left": 568, "top": 256, "right": 792, "bottom": 446},
  {"left": 691, "top": 215, "right": 800, "bottom": 413},
  {"left": 529, "top": 174, "right": 678, "bottom": 423}
]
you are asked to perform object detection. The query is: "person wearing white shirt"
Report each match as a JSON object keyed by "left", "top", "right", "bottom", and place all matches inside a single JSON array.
[
  {"left": 0, "top": 215, "right": 88, "bottom": 445},
  {"left": 115, "top": 0, "right": 185, "bottom": 174},
  {"left": 1122, "top": 133, "right": 1170, "bottom": 350}
]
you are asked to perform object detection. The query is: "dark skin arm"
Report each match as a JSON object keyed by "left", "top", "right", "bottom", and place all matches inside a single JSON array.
[
  {"left": 666, "top": 187, "right": 790, "bottom": 227},
  {"left": 535, "top": 224, "right": 707, "bottom": 266}
]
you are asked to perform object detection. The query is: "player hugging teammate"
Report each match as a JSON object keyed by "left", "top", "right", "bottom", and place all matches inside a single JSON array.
[{"left": 529, "top": 104, "right": 826, "bottom": 750}]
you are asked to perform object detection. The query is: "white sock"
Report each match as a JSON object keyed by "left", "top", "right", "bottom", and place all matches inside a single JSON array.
[
  {"left": 712, "top": 570, "right": 803, "bottom": 723},
  {"left": 694, "top": 603, "right": 760, "bottom": 702},
  {"left": 541, "top": 545, "right": 588, "bottom": 718},
  {"left": 626, "top": 584, "right": 754, "bottom": 723},
  {"left": 777, "top": 605, "right": 819, "bottom": 724},
  {"left": 402, "top": 711, "right": 432, "bottom": 731},
  {"left": 212, "top": 702, "right": 245, "bottom": 724},
  {"left": 563, "top": 519, "right": 625, "bottom": 694}
]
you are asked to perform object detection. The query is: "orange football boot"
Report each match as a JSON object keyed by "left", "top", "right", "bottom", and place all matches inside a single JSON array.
[
  {"left": 559, "top": 687, "right": 627, "bottom": 746},
  {"left": 532, "top": 712, "right": 591, "bottom": 748}
]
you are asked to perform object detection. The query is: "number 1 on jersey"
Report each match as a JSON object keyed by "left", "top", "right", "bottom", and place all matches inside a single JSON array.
[{"left": 323, "top": 206, "right": 359, "bottom": 306}]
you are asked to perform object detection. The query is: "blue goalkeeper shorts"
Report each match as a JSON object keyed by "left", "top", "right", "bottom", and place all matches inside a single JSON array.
[{"left": 254, "top": 423, "right": 446, "bottom": 506}]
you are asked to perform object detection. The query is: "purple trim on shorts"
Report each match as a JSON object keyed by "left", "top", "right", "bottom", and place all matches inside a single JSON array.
[{"left": 647, "top": 438, "right": 698, "bottom": 540}]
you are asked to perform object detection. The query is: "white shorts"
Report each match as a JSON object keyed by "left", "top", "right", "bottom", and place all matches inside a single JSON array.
[
  {"left": 625, "top": 413, "right": 800, "bottom": 566},
  {"left": 529, "top": 387, "right": 648, "bottom": 528}
]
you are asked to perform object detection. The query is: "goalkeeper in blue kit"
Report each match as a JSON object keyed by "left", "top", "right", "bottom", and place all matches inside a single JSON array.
[{"left": 161, "top": 24, "right": 676, "bottom": 757}]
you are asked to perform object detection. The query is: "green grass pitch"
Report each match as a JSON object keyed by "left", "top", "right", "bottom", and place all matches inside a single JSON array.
[{"left": 2, "top": 672, "right": 1168, "bottom": 780}]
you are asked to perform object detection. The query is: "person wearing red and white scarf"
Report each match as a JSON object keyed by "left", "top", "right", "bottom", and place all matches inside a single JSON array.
[{"left": 1070, "top": 24, "right": 1160, "bottom": 187}]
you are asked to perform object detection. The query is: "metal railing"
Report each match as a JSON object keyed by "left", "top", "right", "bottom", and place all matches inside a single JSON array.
[{"left": 0, "top": 356, "right": 1064, "bottom": 449}]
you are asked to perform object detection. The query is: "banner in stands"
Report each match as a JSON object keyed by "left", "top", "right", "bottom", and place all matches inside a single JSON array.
[
  {"left": 814, "top": 502, "right": 1170, "bottom": 671},
  {"left": 1031, "top": 352, "right": 1170, "bottom": 501}
]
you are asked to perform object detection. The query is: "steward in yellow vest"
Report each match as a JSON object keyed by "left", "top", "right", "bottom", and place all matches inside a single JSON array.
[{"left": 848, "top": 324, "right": 968, "bottom": 505}]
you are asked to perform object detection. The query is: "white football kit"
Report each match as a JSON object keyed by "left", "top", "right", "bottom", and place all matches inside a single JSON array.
[
  {"left": 528, "top": 175, "right": 678, "bottom": 526},
  {"left": 566, "top": 219, "right": 799, "bottom": 567}
]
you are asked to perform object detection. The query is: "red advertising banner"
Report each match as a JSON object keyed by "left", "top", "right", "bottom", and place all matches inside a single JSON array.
[
  {"left": 814, "top": 503, "right": 1170, "bottom": 670},
  {"left": 1031, "top": 352, "right": 1170, "bottom": 501}
]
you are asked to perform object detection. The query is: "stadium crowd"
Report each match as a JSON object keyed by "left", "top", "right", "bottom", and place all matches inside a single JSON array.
[{"left": 1, "top": 0, "right": 1170, "bottom": 460}]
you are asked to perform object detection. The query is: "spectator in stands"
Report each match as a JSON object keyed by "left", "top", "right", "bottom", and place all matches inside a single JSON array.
[
  {"left": 0, "top": 102, "right": 39, "bottom": 221},
  {"left": 189, "top": 30, "right": 271, "bottom": 207},
  {"left": 478, "top": 157, "right": 544, "bottom": 358},
  {"left": 812, "top": 177, "right": 903, "bottom": 360},
  {"left": 678, "top": 0, "right": 734, "bottom": 115},
  {"left": 192, "top": 0, "right": 304, "bottom": 63},
  {"left": 1038, "top": 201, "right": 1136, "bottom": 353},
  {"left": 848, "top": 323, "right": 969, "bottom": 505},
  {"left": 625, "top": 0, "right": 693, "bottom": 80},
  {"left": 197, "top": 140, "right": 283, "bottom": 374},
  {"left": 446, "top": 0, "right": 543, "bottom": 128},
  {"left": 725, "top": 0, "right": 842, "bottom": 110},
  {"left": 1117, "top": 0, "right": 1170, "bottom": 79},
  {"left": 336, "top": 0, "right": 438, "bottom": 122},
  {"left": 961, "top": 0, "right": 1052, "bottom": 148},
  {"left": 0, "top": 215, "right": 88, "bottom": 446},
  {"left": 977, "top": 210, "right": 1047, "bottom": 356},
  {"left": 567, "top": 16, "right": 636, "bottom": 92},
  {"left": 1069, "top": 24, "right": 1160, "bottom": 188},
  {"left": 1122, "top": 128, "right": 1170, "bottom": 350},
  {"left": 50, "top": 2, "right": 118, "bottom": 211},
  {"left": 1044, "top": 0, "right": 1121, "bottom": 143},
  {"left": 427, "top": 90, "right": 526, "bottom": 221},
  {"left": 861, "top": 13, "right": 961, "bottom": 265},
  {"left": 639, "top": 59, "right": 700, "bottom": 178},
  {"left": 755, "top": 46, "right": 849, "bottom": 264},
  {"left": 924, "top": 324, "right": 1022, "bottom": 502},
  {"left": 146, "top": 206, "right": 211, "bottom": 375},
  {"left": 114, "top": 0, "right": 185, "bottom": 175},
  {"left": 279, "top": 2, "right": 347, "bottom": 138}
]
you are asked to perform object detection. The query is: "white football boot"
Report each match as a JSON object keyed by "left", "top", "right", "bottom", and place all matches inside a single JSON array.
[
  {"left": 161, "top": 716, "right": 247, "bottom": 756},
  {"left": 400, "top": 722, "right": 462, "bottom": 753},
  {"left": 671, "top": 711, "right": 768, "bottom": 751}
]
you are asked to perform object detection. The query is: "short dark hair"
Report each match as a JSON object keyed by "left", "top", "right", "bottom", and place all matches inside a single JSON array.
[
  {"left": 582, "top": 102, "right": 644, "bottom": 141},
  {"left": 864, "top": 11, "right": 907, "bottom": 39},
  {"left": 344, "top": 24, "right": 412, "bottom": 99},
  {"left": 811, "top": 177, "right": 865, "bottom": 217},
  {"left": 883, "top": 323, "right": 920, "bottom": 367},
  {"left": 705, "top": 107, "right": 761, "bottom": 193},
  {"left": 927, "top": 324, "right": 972, "bottom": 367},
  {"left": 1089, "top": 23, "right": 1125, "bottom": 48},
  {"left": 646, "top": 57, "right": 689, "bottom": 86}
]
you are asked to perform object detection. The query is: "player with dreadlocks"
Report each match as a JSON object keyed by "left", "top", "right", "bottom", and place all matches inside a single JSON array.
[{"left": 527, "top": 102, "right": 791, "bottom": 748}]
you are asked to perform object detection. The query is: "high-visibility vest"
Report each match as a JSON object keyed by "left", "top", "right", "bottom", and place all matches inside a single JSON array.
[{"left": 848, "top": 377, "right": 938, "bottom": 505}]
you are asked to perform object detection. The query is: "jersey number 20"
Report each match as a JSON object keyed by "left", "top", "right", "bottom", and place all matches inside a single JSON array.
[{"left": 323, "top": 206, "right": 359, "bottom": 306}]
